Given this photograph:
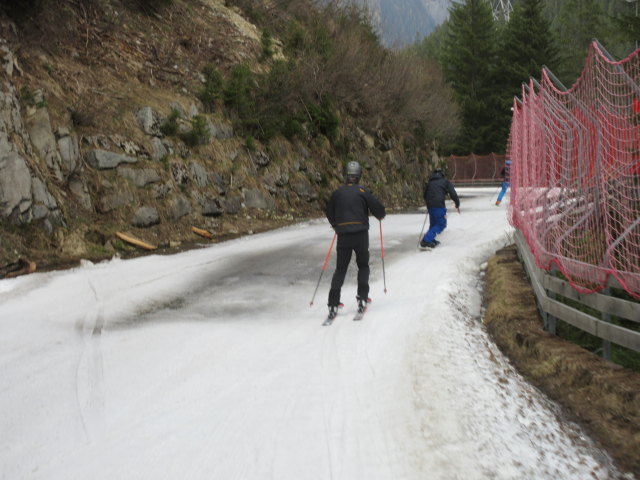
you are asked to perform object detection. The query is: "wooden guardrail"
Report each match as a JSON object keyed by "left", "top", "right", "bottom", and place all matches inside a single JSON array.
[{"left": 514, "top": 230, "right": 640, "bottom": 359}]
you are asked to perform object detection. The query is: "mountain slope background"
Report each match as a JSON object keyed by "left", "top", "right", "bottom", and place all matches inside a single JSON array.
[{"left": 351, "top": 0, "right": 451, "bottom": 47}]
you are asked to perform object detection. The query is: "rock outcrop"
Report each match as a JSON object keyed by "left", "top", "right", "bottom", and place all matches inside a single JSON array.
[{"left": 0, "top": 56, "right": 62, "bottom": 230}]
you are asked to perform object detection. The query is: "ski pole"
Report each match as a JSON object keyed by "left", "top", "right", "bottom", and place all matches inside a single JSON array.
[
  {"left": 309, "top": 233, "right": 337, "bottom": 306},
  {"left": 379, "top": 221, "right": 387, "bottom": 294},
  {"left": 417, "top": 211, "right": 428, "bottom": 248}
]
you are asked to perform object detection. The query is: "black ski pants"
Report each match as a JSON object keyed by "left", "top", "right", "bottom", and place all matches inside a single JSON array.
[{"left": 328, "top": 230, "right": 369, "bottom": 306}]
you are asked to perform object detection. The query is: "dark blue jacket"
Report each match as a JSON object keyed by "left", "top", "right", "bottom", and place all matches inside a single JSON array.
[
  {"left": 326, "top": 183, "right": 385, "bottom": 234},
  {"left": 423, "top": 171, "right": 460, "bottom": 209}
]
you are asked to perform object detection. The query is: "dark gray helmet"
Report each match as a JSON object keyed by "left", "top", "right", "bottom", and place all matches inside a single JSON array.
[{"left": 346, "top": 161, "right": 362, "bottom": 177}]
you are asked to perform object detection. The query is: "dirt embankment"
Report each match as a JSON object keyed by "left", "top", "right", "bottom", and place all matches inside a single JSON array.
[{"left": 483, "top": 245, "right": 640, "bottom": 477}]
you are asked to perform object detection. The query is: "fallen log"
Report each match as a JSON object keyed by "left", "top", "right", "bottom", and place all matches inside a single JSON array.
[
  {"left": 1, "top": 258, "right": 37, "bottom": 279},
  {"left": 115, "top": 232, "right": 157, "bottom": 251},
  {"left": 192, "top": 226, "right": 214, "bottom": 239}
]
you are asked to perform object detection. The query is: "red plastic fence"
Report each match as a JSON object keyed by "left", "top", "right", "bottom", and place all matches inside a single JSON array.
[
  {"left": 507, "top": 41, "right": 640, "bottom": 299},
  {"left": 444, "top": 153, "right": 505, "bottom": 184}
]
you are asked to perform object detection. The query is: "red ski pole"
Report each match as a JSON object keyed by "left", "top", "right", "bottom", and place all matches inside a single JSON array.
[
  {"left": 309, "top": 233, "right": 337, "bottom": 306},
  {"left": 379, "top": 221, "right": 387, "bottom": 294}
]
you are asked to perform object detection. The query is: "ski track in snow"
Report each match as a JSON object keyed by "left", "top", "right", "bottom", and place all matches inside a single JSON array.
[{"left": 0, "top": 188, "right": 634, "bottom": 480}]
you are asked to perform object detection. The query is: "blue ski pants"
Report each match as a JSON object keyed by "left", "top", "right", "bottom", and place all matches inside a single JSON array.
[
  {"left": 422, "top": 207, "right": 447, "bottom": 243},
  {"left": 497, "top": 182, "right": 510, "bottom": 203}
]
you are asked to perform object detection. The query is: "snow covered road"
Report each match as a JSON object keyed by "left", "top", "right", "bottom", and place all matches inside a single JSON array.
[{"left": 0, "top": 188, "right": 631, "bottom": 479}]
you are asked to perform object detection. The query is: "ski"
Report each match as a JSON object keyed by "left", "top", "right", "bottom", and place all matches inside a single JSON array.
[
  {"left": 353, "top": 298, "right": 371, "bottom": 321},
  {"left": 322, "top": 313, "right": 337, "bottom": 326},
  {"left": 322, "top": 303, "right": 343, "bottom": 326},
  {"left": 353, "top": 308, "right": 367, "bottom": 321}
]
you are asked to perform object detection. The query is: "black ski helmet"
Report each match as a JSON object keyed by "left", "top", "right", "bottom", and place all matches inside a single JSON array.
[{"left": 345, "top": 161, "right": 362, "bottom": 183}]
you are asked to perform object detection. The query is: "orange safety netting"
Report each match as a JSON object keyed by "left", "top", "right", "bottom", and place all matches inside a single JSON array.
[
  {"left": 444, "top": 153, "right": 505, "bottom": 184},
  {"left": 507, "top": 41, "right": 640, "bottom": 299}
]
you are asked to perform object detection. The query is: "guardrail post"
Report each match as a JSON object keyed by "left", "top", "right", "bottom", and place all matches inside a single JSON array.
[
  {"left": 602, "top": 284, "right": 612, "bottom": 361},
  {"left": 546, "top": 265, "right": 558, "bottom": 335}
]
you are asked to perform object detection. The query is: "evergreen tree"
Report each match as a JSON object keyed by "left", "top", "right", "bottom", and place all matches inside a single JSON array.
[
  {"left": 552, "top": 0, "right": 610, "bottom": 83},
  {"left": 412, "top": 22, "right": 449, "bottom": 63},
  {"left": 441, "top": 0, "right": 504, "bottom": 154},
  {"left": 500, "top": 0, "right": 558, "bottom": 93},
  {"left": 613, "top": 1, "right": 640, "bottom": 52},
  {"left": 497, "top": 0, "right": 558, "bottom": 144}
]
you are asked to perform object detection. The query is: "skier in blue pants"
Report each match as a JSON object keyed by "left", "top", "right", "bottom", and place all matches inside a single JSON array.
[
  {"left": 420, "top": 169, "right": 460, "bottom": 249},
  {"left": 495, "top": 159, "right": 511, "bottom": 206}
]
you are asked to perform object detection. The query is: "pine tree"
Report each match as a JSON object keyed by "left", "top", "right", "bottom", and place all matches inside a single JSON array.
[
  {"left": 441, "top": 0, "right": 504, "bottom": 154},
  {"left": 496, "top": 0, "right": 558, "bottom": 145},
  {"left": 500, "top": 0, "right": 558, "bottom": 94},
  {"left": 552, "top": 0, "right": 610, "bottom": 83},
  {"left": 613, "top": 1, "right": 640, "bottom": 52}
]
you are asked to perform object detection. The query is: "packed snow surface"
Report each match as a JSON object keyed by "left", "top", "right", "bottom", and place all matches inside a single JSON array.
[{"left": 0, "top": 188, "right": 631, "bottom": 479}]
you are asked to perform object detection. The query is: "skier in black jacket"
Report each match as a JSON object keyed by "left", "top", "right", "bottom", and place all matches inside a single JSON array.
[
  {"left": 326, "top": 161, "right": 385, "bottom": 318},
  {"left": 420, "top": 168, "right": 460, "bottom": 249}
]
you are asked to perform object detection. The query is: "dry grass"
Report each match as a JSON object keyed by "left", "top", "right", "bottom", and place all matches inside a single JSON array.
[{"left": 484, "top": 244, "right": 640, "bottom": 476}]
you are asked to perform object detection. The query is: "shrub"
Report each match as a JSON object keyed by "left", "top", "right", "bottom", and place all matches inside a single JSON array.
[
  {"left": 260, "top": 30, "right": 274, "bottom": 61},
  {"left": 284, "top": 21, "right": 306, "bottom": 54},
  {"left": 160, "top": 155, "right": 170, "bottom": 171},
  {"left": 181, "top": 115, "right": 209, "bottom": 147},
  {"left": 245, "top": 136, "right": 256, "bottom": 151},
  {"left": 223, "top": 64, "right": 255, "bottom": 118},
  {"left": 198, "top": 65, "right": 224, "bottom": 112},
  {"left": 0, "top": 0, "right": 41, "bottom": 20},
  {"left": 282, "top": 118, "right": 305, "bottom": 139},
  {"left": 160, "top": 108, "right": 181, "bottom": 137},
  {"left": 307, "top": 96, "right": 339, "bottom": 140},
  {"left": 133, "top": 0, "right": 173, "bottom": 13}
]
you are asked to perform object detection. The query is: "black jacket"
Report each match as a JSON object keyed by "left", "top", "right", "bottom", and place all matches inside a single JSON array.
[
  {"left": 326, "top": 183, "right": 386, "bottom": 234},
  {"left": 423, "top": 171, "right": 460, "bottom": 209}
]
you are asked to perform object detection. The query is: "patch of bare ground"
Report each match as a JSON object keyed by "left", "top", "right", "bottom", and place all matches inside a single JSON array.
[{"left": 483, "top": 245, "right": 640, "bottom": 478}]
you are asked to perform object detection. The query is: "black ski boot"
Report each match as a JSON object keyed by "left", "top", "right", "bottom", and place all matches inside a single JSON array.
[
  {"left": 357, "top": 297, "right": 370, "bottom": 314},
  {"left": 323, "top": 304, "right": 342, "bottom": 326}
]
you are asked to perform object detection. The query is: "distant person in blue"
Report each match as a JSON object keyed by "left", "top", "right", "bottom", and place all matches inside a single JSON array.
[
  {"left": 420, "top": 168, "right": 460, "bottom": 249},
  {"left": 495, "top": 159, "right": 512, "bottom": 206}
]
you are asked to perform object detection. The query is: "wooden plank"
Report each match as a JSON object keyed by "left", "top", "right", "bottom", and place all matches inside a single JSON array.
[
  {"left": 516, "top": 230, "right": 640, "bottom": 353},
  {"left": 545, "top": 298, "right": 640, "bottom": 352},
  {"left": 115, "top": 232, "right": 157, "bottom": 251},
  {"left": 192, "top": 226, "right": 214, "bottom": 239},
  {"left": 597, "top": 321, "right": 640, "bottom": 352},
  {"left": 542, "top": 275, "right": 640, "bottom": 323},
  {"left": 544, "top": 297, "right": 598, "bottom": 335}
]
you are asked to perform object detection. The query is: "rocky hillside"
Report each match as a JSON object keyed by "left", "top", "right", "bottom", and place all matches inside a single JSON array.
[{"left": 0, "top": 0, "right": 437, "bottom": 273}]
